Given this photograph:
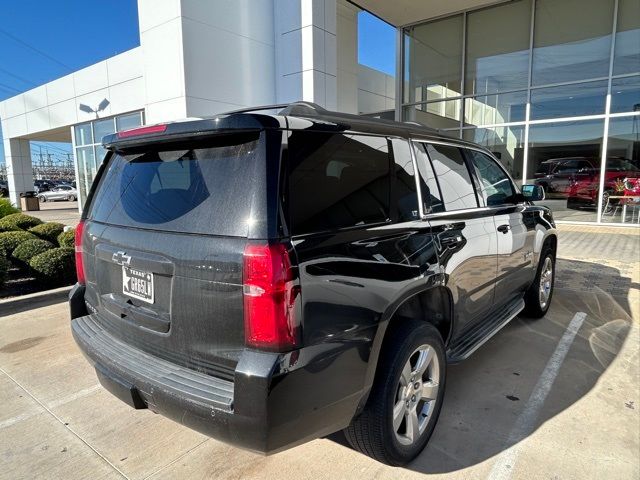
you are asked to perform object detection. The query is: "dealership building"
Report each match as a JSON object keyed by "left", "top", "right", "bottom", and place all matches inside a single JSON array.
[{"left": 1, "top": 0, "right": 638, "bottom": 225}]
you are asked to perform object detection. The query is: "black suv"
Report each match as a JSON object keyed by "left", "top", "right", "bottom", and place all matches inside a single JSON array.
[{"left": 70, "top": 103, "right": 556, "bottom": 465}]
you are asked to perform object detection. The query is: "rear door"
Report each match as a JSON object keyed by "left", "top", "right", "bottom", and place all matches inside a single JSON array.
[
  {"left": 414, "top": 141, "right": 497, "bottom": 336},
  {"left": 82, "top": 131, "right": 268, "bottom": 378}
]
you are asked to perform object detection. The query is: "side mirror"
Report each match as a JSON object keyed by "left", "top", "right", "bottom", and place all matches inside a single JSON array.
[{"left": 521, "top": 184, "right": 545, "bottom": 201}]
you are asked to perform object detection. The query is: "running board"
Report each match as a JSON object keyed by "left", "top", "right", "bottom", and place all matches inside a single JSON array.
[{"left": 446, "top": 298, "right": 525, "bottom": 363}]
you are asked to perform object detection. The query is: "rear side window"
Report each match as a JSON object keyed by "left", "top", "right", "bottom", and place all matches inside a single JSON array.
[
  {"left": 424, "top": 143, "right": 478, "bottom": 211},
  {"left": 88, "top": 134, "right": 262, "bottom": 236},
  {"left": 467, "top": 150, "right": 517, "bottom": 206},
  {"left": 287, "top": 132, "right": 391, "bottom": 235}
]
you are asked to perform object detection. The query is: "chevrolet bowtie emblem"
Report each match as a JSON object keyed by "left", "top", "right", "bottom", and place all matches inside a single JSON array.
[{"left": 112, "top": 251, "right": 132, "bottom": 266}]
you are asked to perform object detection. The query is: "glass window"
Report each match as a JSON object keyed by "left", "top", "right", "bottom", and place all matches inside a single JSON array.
[
  {"left": 93, "top": 118, "right": 115, "bottom": 145},
  {"left": 465, "top": 0, "right": 531, "bottom": 95},
  {"left": 610, "top": 76, "right": 640, "bottom": 113},
  {"left": 464, "top": 90, "right": 527, "bottom": 126},
  {"left": 423, "top": 143, "right": 477, "bottom": 210},
  {"left": 75, "top": 146, "right": 95, "bottom": 205},
  {"left": 390, "top": 139, "right": 420, "bottom": 221},
  {"left": 74, "top": 123, "right": 93, "bottom": 146},
  {"left": 613, "top": 0, "right": 640, "bottom": 75},
  {"left": 602, "top": 117, "right": 640, "bottom": 224},
  {"left": 463, "top": 126, "right": 526, "bottom": 184},
  {"left": 532, "top": 0, "right": 614, "bottom": 86},
  {"left": 403, "top": 100, "right": 461, "bottom": 130},
  {"left": 413, "top": 142, "right": 445, "bottom": 214},
  {"left": 89, "top": 135, "right": 262, "bottom": 237},
  {"left": 404, "top": 15, "right": 463, "bottom": 104},
  {"left": 467, "top": 150, "right": 517, "bottom": 206},
  {"left": 287, "top": 133, "right": 391, "bottom": 234},
  {"left": 530, "top": 80, "right": 608, "bottom": 120},
  {"left": 528, "top": 119, "right": 605, "bottom": 223},
  {"left": 116, "top": 112, "right": 142, "bottom": 132}
]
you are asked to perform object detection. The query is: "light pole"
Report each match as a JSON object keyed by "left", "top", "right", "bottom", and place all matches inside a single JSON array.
[{"left": 78, "top": 98, "right": 110, "bottom": 118}]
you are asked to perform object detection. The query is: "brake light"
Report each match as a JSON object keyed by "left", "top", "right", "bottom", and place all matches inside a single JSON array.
[
  {"left": 75, "top": 220, "right": 86, "bottom": 285},
  {"left": 116, "top": 124, "right": 167, "bottom": 139},
  {"left": 243, "top": 244, "right": 299, "bottom": 351}
]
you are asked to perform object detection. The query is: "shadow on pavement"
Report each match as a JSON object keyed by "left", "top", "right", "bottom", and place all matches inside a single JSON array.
[{"left": 328, "top": 259, "right": 634, "bottom": 473}]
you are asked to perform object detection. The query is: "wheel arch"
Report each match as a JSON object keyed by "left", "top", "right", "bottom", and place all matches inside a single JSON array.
[{"left": 356, "top": 285, "right": 454, "bottom": 416}]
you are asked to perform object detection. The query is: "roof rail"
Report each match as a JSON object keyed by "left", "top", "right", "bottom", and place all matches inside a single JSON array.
[{"left": 218, "top": 101, "right": 327, "bottom": 117}]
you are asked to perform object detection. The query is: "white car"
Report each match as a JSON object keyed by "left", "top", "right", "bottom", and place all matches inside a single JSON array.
[{"left": 38, "top": 185, "right": 78, "bottom": 202}]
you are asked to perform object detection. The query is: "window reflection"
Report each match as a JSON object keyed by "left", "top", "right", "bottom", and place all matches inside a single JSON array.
[
  {"left": 465, "top": 0, "right": 531, "bottom": 95},
  {"left": 602, "top": 117, "right": 640, "bottom": 224},
  {"left": 530, "top": 81, "right": 608, "bottom": 120},
  {"left": 532, "top": 0, "right": 614, "bottom": 85},
  {"left": 613, "top": 0, "right": 640, "bottom": 75},
  {"left": 404, "top": 15, "right": 463, "bottom": 104},
  {"left": 403, "top": 100, "right": 461, "bottom": 129},
  {"left": 464, "top": 90, "right": 527, "bottom": 126}
]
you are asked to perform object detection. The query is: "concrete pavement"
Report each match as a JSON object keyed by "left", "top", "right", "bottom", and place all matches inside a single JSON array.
[{"left": 0, "top": 225, "right": 638, "bottom": 480}]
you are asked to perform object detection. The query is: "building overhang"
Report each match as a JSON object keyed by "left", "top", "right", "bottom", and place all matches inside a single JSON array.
[{"left": 351, "top": 0, "right": 506, "bottom": 26}]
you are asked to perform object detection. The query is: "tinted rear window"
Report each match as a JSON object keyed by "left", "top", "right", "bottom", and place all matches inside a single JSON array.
[
  {"left": 88, "top": 134, "right": 262, "bottom": 236},
  {"left": 287, "top": 132, "right": 391, "bottom": 235}
]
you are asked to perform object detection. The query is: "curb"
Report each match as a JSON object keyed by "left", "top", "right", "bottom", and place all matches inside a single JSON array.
[{"left": 0, "top": 285, "right": 72, "bottom": 316}]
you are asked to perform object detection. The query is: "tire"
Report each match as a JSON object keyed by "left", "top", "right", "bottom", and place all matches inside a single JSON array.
[
  {"left": 523, "top": 246, "right": 555, "bottom": 318},
  {"left": 38, "top": 195, "right": 46, "bottom": 202},
  {"left": 67, "top": 195, "right": 75, "bottom": 201},
  {"left": 344, "top": 321, "right": 446, "bottom": 466}
]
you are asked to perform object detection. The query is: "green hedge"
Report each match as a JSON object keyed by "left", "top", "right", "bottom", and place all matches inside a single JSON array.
[
  {"left": 0, "top": 213, "right": 42, "bottom": 230},
  {"left": 0, "top": 198, "right": 19, "bottom": 219},
  {"left": 29, "top": 247, "right": 76, "bottom": 286},
  {"left": 57, "top": 228, "right": 75, "bottom": 248},
  {"left": 0, "top": 255, "right": 9, "bottom": 288},
  {"left": 0, "top": 221, "right": 20, "bottom": 233},
  {"left": 0, "top": 231, "right": 38, "bottom": 255},
  {"left": 29, "top": 222, "right": 65, "bottom": 245},
  {"left": 13, "top": 239, "right": 55, "bottom": 265}
]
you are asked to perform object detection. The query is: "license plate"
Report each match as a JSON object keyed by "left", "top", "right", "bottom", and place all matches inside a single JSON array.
[{"left": 122, "top": 266, "right": 154, "bottom": 304}]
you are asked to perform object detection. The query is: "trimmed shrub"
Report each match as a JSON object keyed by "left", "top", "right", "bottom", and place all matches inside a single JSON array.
[
  {"left": 29, "top": 247, "right": 76, "bottom": 286},
  {"left": 0, "top": 213, "right": 42, "bottom": 230},
  {"left": 29, "top": 222, "right": 65, "bottom": 245},
  {"left": 0, "top": 231, "right": 37, "bottom": 255},
  {"left": 13, "top": 239, "right": 55, "bottom": 265},
  {"left": 0, "top": 255, "right": 9, "bottom": 288},
  {"left": 57, "top": 228, "right": 75, "bottom": 248},
  {"left": 0, "top": 220, "right": 20, "bottom": 233},
  {"left": 0, "top": 198, "right": 19, "bottom": 219}
]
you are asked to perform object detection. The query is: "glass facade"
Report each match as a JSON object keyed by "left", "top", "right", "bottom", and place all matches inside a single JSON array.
[
  {"left": 402, "top": 0, "right": 640, "bottom": 225},
  {"left": 73, "top": 111, "right": 143, "bottom": 208}
]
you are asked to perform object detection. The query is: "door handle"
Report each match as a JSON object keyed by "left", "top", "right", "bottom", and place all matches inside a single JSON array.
[
  {"left": 440, "top": 235, "right": 463, "bottom": 247},
  {"left": 497, "top": 224, "right": 511, "bottom": 234}
]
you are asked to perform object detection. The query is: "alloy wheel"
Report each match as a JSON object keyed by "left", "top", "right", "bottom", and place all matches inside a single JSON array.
[
  {"left": 539, "top": 256, "right": 553, "bottom": 309},
  {"left": 393, "top": 345, "right": 440, "bottom": 446}
]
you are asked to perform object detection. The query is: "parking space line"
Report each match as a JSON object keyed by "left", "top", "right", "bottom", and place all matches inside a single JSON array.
[{"left": 487, "top": 312, "right": 587, "bottom": 480}]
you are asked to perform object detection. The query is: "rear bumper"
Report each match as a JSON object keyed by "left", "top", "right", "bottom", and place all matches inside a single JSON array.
[{"left": 70, "top": 313, "right": 367, "bottom": 454}]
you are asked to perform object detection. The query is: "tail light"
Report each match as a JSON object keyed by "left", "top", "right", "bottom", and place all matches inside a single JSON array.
[
  {"left": 75, "top": 220, "right": 86, "bottom": 285},
  {"left": 243, "top": 244, "right": 299, "bottom": 351}
]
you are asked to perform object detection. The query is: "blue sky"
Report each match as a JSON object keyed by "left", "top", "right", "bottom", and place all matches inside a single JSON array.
[{"left": 0, "top": 3, "right": 394, "bottom": 165}]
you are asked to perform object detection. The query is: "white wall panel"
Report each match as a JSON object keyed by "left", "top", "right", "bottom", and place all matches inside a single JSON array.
[
  {"left": 73, "top": 61, "right": 109, "bottom": 96},
  {"left": 25, "top": 107, "right": 50, "bottom": 133},
  {"left": 109, "top": 78, "right": 146, "bottom": 114},
  {"left": 46, "top": 74, "right": 75, "bottom": 104},
  {"left": 76, "top": 88, "right": 112, "bottom": 122},
  {"left": 23, "top": 86, "right": 48, "bottom": 113},
  {"left": 138, "top": 0, "right": 181, "bottom": 33},
  {"left": 48, "top": 99, "right": 78, "bottom": 127},
  {"left": 3, "top": 95, "right": 25, "bottom": 119},
  {"left": 107, "top": 48, "right": 143, "bottom": 85}
]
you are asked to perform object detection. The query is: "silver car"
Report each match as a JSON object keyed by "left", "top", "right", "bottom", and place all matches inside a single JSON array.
[{"left": 38, "top": 185, "right": 77, "bottom": 202}]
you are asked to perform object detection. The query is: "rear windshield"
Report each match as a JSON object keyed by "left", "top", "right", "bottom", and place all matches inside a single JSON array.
[{"left": 88, "top": 133, "right": 262, "bottom": 236}]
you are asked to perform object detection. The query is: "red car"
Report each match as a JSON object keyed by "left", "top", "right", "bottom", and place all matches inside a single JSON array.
[{"left": 565, "top": 158, "right": 640, "bottom": 211}]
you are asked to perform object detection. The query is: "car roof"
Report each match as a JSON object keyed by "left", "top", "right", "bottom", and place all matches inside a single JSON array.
[{"left": 103, "top": 102, "right": 485, "bottom": 152}]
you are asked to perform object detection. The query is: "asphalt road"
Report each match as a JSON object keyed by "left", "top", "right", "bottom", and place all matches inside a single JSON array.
[{"left": 0, "top": 226, "right": 638, "bottom": 480}]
